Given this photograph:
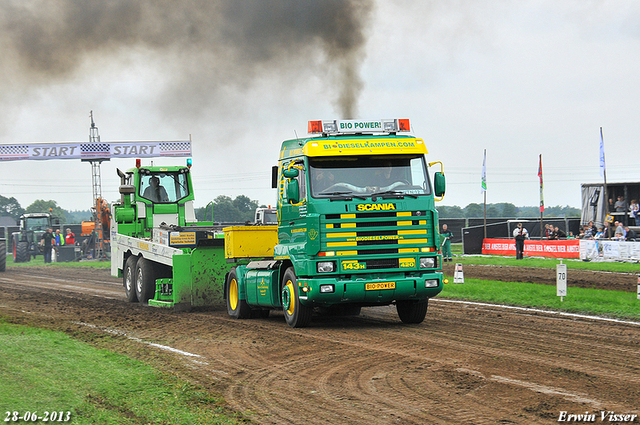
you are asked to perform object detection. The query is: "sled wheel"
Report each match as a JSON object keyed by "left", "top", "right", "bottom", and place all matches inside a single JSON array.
[
  {"left": 123, "top": 255, "right": 138, "bottom": 303},
  {"left": 135, "top": 257, "right": 157, "bottom": 305}
]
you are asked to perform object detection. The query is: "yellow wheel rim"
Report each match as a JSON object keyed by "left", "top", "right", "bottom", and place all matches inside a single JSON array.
[
  {"left": 285, "top": 280, "right": 295, "bottom": 316},
  {"left": 229, "top": 278, "right": 239, "bottom": 310}
]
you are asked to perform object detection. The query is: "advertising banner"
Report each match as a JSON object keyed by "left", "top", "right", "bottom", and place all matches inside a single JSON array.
[
  {"left": 579, "top": 239, "right": 640, "bottom": 262},
  {"left": 482, "top": 238, "right": 580, "bottom": 259},
  {"left": 0, "top": 141, "right": 191, "bottom": 161}
]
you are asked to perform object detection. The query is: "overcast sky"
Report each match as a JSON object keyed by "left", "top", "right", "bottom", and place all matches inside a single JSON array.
[{"left": 0, "top": 0, "right": 637, "bottom": 213}]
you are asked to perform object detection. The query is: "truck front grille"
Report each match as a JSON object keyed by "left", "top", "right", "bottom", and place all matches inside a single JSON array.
[{"left": 320, "top": 209, "right": 435, "bottom": 272}]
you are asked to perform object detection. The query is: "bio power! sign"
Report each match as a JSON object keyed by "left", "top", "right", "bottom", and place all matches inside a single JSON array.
[{"left": 0, "top": 141, "right": 191, "bottom": 161}]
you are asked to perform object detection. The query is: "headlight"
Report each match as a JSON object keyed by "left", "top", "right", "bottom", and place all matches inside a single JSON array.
[
  {"left": 319, "top": 284, "right": 335, "bottom": 293},
  {"left": 420, "top": 257, "right": 436, "bottom": 268},
  {"left": 425, "top": 279, "right": 439, "bottom": 288},
  {"left": 317, "top": 261, "right": 335, "bottom": 273}
]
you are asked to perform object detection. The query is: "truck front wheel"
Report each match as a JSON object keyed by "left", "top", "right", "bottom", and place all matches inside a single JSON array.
[
  {"left": 123, "top": 256, "right": 138, "bottom": 303},
  {"left": 135, "top": 258, "right": 157, "bottom": 305},
  {"left": 396, "top": 299, "right": 428, "bottom": 324},
  {"left": 281, "top": 267, "right": 312, "bottom": 328},
  {"left": 226, "top": 268, "right": 251, "bottom": 319}
]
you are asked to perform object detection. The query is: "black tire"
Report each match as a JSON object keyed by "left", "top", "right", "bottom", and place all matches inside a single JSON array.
[
  {"left": 0, "top": 240, "right": 6, "bottom": 272},
  {"left": 123, "top": 256, "right": 138, "bottom": 303},
  {"left": 396, "top": 299, "right": 428, "bottom": 324},
  {"left": 225, "top": 268, "right": 251, "bottom": 319},
  {"left": 281, "top": 267, "right": 312, "bottom": 328},
  {"left": 15, "top": 241, "right": 29, "bottom": 263},
  {"left": 135, "top": 257, "right": 157, "bottom": 305}
]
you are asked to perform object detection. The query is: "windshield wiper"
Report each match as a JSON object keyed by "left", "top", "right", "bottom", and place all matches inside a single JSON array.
[
  {"left": 318, "top": 190, "right": 366, "bottom": 201},
  {"left": 370, "top": 190, "right": 417, "bottom": 200}
]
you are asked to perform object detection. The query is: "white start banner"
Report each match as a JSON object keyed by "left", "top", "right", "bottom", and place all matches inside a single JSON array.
[{"left": 0, "top": 141, "right": 191, "bottom": 161}]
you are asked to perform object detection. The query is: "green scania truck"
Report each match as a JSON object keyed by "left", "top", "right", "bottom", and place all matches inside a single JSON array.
[{"left": 223, "top": 118, "right": 446, "bottom": 327}]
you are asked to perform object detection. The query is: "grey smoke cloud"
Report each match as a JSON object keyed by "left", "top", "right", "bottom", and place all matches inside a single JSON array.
[{"left": 0, "top": 0, "right": 373, "bottom": 119}]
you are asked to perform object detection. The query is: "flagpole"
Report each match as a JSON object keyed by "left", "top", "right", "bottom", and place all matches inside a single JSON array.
[
  {"left": 481, "top": 149, "right": 487, "bottom": 239},
  {"left": 600, "top": 127, "right": 608, "bottom": 236},
  {"left": 538, "top": 154, "right": 544, "bottom": 239}
]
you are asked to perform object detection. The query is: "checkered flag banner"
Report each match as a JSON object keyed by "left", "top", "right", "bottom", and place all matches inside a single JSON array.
[
  {"left": 0, "top": 140, "right": 191, "bottom": 161},
  {"left": 0, "top": 145, "right": 29, "bottom": 160},
  {"left": 81, "top": 142, "right": 111, "bottom": 159}
]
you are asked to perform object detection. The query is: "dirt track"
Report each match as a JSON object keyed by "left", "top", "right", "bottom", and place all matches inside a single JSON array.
[{"left": 1, "top": 266, "right": 639, "bottom": 424}]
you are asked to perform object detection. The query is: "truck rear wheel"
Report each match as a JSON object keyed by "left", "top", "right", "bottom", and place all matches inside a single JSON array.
[
  {"left": 226, "top": 268, "right": 251, "bottom": 319},
  {"left": 281, "top": 267, "right": 312, "bottom": 328},
  {"left": 123, "top": 256, "right": 138, "bottom": 303},
  {"left": 396, "top": 299, "right": 428, "bottom": 324},
  {"left": 135, "top": 258, "right": 157, "bottom": 305}
]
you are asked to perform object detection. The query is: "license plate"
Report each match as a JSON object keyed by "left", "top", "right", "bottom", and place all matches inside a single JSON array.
[{"left": 365, "top": 282, "right": 396, "bottom": 291}]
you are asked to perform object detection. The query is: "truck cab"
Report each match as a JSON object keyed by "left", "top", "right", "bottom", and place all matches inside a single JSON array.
[{"left": 224, "top": 119, "right": 446, "bottom": 327}]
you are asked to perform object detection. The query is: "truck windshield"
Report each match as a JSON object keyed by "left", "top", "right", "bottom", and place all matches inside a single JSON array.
[
  {"left": 139, "top": 172, "right": 190, "bottom": 203},
  {"left": 309, "top": 155, "right": 431, "bottom": 199}
]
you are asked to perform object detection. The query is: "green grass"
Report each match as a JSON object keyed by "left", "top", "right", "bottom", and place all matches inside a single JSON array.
[
  {"left": 0, "top": 320, "right": 240, "bottom": 424},
  {"left": 441, "top": 278, "right": 640, "bottom": 320}
]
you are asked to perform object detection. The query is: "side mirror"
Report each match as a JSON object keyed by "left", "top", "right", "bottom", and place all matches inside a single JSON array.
[
  {"left": 283, "top": 168, "right": 299, "bottom": 179},
  {"left": 286, "top": 179, "right": 300, "bottom": 204},
  {"left": 434, "top": 172, "right": 446, "bottom": 198},
  {"left": 119, "top": 185, "right": 135, "bottom": 195}
]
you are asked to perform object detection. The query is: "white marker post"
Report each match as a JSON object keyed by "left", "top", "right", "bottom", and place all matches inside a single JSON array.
[
  {"left": 454, "top": 263, "right": 464, "bottom": 284},
  {"left": 557, "top": 261, "right": 567, "bottom": 302}
]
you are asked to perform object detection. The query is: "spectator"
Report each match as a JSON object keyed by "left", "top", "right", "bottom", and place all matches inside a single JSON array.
[
  {"left": 624, "top": 226, "right": 637, "bottom": 241},
  {"left": 65, "top": 228, "right": 76, "bottom": 245},
  {"left": 567, "top": 231, "right": 575, "bottom": 239},
  {"left": 53, "top": 229, "right": 64, "bottom": 247},
  {"left": 40, "top": 228, "right": 54, "bottom": 264},
  {"left": 588, "top": 220, "right": 598, "bottom": 235},
  {"left": 582, "top": 225, "right": 593, "bottom": 239},
  {"left": 594, "top": 227, "right": 604, "bottom": 239},
  {"left": 512, "top": 223, "right": 529, "bottom": 260},
  {"left": 615, "top": 195, "right": 628, "bottom": 225},
  {"left": 630, "top": 199, "right": 639, "bottom": 226},
  {"left": 614, "top": 221, "right": 626, "bottom": 239},
  {"left": 554, "top": 226, "right": 567, "bottom": 239},
  {"left": 544, "top": 224, "right": 553, "bottom": 239}
]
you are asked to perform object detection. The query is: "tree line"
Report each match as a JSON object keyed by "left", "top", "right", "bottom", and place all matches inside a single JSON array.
[
  {"left": 0, "top": 194, "right": 265, "bottom": 225},
  {"left": 438, "top": 203, "right": 580, "bottom": 218}
]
